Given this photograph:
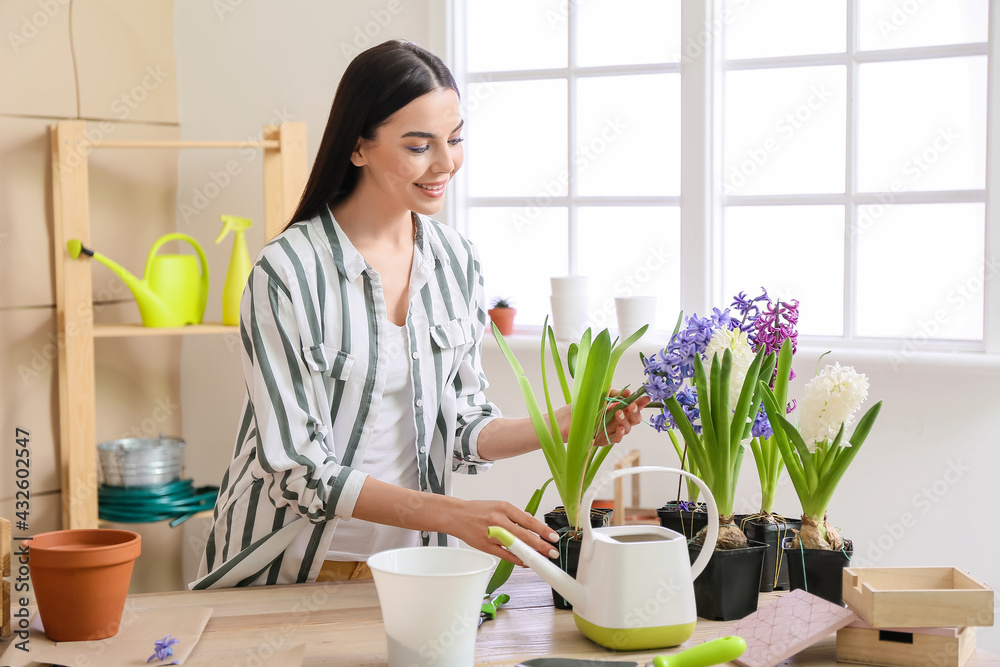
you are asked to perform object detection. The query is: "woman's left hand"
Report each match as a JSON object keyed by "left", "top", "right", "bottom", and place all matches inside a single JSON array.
[{"left": 595, "top": 388, "right": 650, "bottom": 447}]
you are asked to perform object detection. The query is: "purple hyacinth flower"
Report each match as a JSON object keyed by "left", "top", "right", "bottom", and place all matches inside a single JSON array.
[
  {"left": 751, "top": 407, "right": 773, "bottom": 439},
  {"left": 643, "top": 374, "right": 672, "bottom": 402},
  {"left": 731, "top": 291, "right": 753, "bottom": 316},
  {"left": 675, "top": 386, "right": 698, "bottom": 407},
  {"left": 711, "top": 307, "right": 736, "bottom": 331},
  {"left": 148, "top": 635, "right": 179, "bottom": 663},
  {"left": 650, "top": 412, "right": 670, "bottom": 433},
  {"left": 752, "top": 298, "right": 800, "bottom": 357},
  {"left": 642, "top": 311, "right": 726, "bottom": 436},
  {"left": 731, "top": 287, "right": 770, "bottom": 321}
]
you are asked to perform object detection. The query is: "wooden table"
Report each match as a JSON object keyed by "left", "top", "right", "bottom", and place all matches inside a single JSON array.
[{"left": 3, "top": 567, "right": 998, "bottom": 666}]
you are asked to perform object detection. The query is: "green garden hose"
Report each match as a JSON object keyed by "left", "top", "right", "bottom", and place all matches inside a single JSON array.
[{"left": 99, "top": 479, "right": 218, "bottom": 527}]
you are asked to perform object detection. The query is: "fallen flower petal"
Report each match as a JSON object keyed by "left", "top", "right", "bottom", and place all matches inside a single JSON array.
[{"left": 148, "top": 634, "right": 180, "bottom": 663}]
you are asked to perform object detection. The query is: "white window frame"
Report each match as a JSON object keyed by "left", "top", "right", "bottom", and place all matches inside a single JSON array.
[
  {"left": 447, "top": 0, "right": 686, "bottom": 338},
  {"left": 442, "top": 0, "right": 1000, "bottom": 354}
]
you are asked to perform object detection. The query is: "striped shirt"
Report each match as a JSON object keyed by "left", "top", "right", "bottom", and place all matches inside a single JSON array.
[{"left": 191, "top": 207, "right": 500, "bottom": 589}]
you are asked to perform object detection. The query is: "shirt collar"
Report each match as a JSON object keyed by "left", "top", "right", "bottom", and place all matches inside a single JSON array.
[
  {"left": 319, "top": 206, "right": 448, "bottom": 284},
  {"left": 412, "top": 213, "right": 450, "bottom": 287}
]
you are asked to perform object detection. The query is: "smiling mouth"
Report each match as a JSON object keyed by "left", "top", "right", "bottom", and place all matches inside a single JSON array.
[{"left": 416, "top": 182, "right": 446, "bottom": 191}]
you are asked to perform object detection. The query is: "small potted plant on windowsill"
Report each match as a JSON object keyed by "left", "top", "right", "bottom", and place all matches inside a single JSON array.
[
  {"left": 760, "top": 356, "right": 882, "bottom": 606},
  {"left": 488, "top": 296, "right": 516, "bottom": 335},
  {"left": 491, "top": 318, "right": 650, "bottom": 609}
]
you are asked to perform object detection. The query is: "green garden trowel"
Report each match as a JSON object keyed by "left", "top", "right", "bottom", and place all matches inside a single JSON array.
[{"left": 515, "top": 636, "right": 746, "bottom": 667}]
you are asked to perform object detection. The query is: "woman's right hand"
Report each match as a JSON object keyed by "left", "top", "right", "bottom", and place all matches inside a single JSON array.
[
  {"left": 444, "top": 498, "right": 559, "bottom": 566},
  {"left": 353, "top": 478, "right": 558, "bottom": 565}
]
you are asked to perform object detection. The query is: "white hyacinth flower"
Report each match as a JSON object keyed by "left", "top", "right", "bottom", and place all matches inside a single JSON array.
[
  {"left": 798, "top": 362, "right": 870, "bottom": 451},
  {"left": 704, "top": 327, "right": 755, "bottom": 409}
]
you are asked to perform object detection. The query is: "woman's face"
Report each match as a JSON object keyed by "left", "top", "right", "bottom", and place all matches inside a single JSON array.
[{"left": 352, "top": 87, "right": 464, "bottom": 218}]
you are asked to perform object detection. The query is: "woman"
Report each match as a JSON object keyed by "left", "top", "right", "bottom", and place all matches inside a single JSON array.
[{"left": 192, "top": 40, "right": 648, "bottom": 589}]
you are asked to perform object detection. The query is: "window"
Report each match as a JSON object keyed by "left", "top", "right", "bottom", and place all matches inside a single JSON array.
[
  {"left": 721, "top": 0, "right": 989, "bottom": 349},
  {"left": 451, "top": 1, "right": 995, "bottom": 352},
  {"left": 452, "top": 0, "right": 683, "bottom": 334}
]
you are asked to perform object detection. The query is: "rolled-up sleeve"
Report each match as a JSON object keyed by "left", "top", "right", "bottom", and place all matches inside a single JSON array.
[
  {"left": 452, "top": 241, "right": 501, "bottom": 473},
  {"left": 243, "top": 262, "right": 367, "bottom": 522}
]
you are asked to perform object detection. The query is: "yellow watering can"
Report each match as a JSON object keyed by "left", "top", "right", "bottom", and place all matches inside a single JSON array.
[{"left": 67, "top": 234, "right": 209, "bottom": 328}]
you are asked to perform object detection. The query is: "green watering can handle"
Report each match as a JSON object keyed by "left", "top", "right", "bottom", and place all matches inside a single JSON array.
[
  {"left": 145, "top": 233, "right": 210, "bottom": 316},
  {"left": 651, "top": 636, "right": 747, "bottom": 667}
]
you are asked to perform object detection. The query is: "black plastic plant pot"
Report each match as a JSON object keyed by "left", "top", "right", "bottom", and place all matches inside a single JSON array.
[
  {"left": 657, "top": 502, "right": 708, "bottom": 540},
  {"left": 782, "top": 536, "right": 854, "bottom": 606},
  {"left": 736, "top": 515, "right": 802, "bottom": 592},
  {"left": 543, "top": 507, "right": 614, "bottom": 610},
  {"left": 543, "top": 506, "right": 613, "bottom": 532},
  {"left": 688, "top": 539, "right": 767, "bottom": 621}
]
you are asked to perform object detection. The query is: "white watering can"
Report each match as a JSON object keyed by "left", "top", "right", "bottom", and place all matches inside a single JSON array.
[{"left": 488, "top": 466, "right": 718, "bottom": 651}]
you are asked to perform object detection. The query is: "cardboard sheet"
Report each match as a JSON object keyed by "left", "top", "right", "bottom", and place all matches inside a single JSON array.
[{"left": 1, "top": 605, "right": 211, "bottom": 666}]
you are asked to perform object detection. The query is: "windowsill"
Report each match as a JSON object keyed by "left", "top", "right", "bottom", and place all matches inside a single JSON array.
[{"left": 485, "top": 328, "right": 1000, "bottom": 371}]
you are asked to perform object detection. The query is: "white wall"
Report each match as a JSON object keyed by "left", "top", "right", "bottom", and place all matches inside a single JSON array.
[
  {"left": 457, "top": 334, "right": 1000, "bottom": 652},
  {"left": 172, "top": 0, "right": 435, "bottom": 486}
]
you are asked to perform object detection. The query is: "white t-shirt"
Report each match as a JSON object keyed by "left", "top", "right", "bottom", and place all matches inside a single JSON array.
[{"left": 325, "top": 313, "right": 421, "bottom": 560}]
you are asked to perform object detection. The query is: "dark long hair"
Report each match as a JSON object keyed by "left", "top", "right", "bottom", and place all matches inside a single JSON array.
[{"left": 285, "top": 40, "right": 459, "bottom": 229}]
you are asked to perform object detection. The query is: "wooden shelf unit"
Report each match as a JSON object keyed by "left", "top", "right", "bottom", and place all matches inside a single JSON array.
[
  {"left": 51, "top": 120, "right": 308, "bottom": 529},
  {"left": 92, "top": 323, "right": 239, "bottom": 338}
]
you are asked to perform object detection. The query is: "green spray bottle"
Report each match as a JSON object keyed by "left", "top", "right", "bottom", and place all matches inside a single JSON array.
[{"left": 216, "top": 215, "right": 253, "bottom": 326}]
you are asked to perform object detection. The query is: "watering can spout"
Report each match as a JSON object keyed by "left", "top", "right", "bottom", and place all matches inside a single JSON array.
[
  {"left": 487, "top": 527, "right": 586, "bottom": 609},
  {"left": 67, "top": 239, "right": 174, "bottom": 323}
]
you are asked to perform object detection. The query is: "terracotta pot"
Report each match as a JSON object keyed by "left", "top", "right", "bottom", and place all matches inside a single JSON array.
[
  {"left": 27, "top": 528, "right": 141, "bottom": 641},
  {"left": 488, "top": 307, "right": 516, "bottom": 335}
]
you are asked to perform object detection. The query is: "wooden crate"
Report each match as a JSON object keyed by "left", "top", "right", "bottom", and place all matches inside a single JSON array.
[
  {"left": 843, "top": 567, "right": 994, "bottom": 629},
  {"left": 837, "top": 623, "right": 976, "bottom": 667}
]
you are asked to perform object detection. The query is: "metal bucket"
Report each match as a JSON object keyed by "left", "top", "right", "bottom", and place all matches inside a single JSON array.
[{"left": 98, "top": 435, "right": 185, "bottom": 487}]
